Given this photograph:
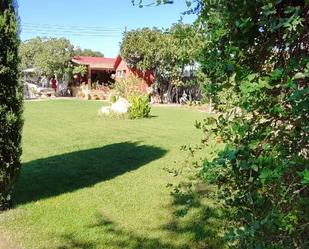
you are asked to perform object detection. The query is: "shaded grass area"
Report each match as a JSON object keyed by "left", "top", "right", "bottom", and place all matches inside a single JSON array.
[
  {"left": 167, "top": 184, "right": 227, "bottom": 249},
  {"left": 53, "top": 208, "right": 225, "bottom": 249},
  {"left": 0, "top": 100, "right": 226, "bottom": 249},
  {"left": 14, "top": 142, "right": 166, "bottom": 205}
]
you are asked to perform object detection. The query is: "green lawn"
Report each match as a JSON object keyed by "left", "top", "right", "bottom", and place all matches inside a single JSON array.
[{"left": 0, "top": 100, "right": 224, "bottom": 249}]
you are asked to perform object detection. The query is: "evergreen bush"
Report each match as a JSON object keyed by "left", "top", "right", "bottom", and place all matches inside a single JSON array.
[{"left": 0, "top": 0, "right": 23, "bottom": 211}]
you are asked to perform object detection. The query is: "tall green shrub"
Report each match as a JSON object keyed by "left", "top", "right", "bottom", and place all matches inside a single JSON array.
[
  {"left": 134, "top": 0, "right": 308, "bottom": 247},
  {"left": 0, "top": 0, "right": 23, "bottom": 211},
  {"left": 195, "top": 1, "right": 309, "bottom": 247}
]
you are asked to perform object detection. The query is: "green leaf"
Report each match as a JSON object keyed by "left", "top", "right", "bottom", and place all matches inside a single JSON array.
[
  {"left": 270, "top": 69, "right": 283, "bottom": 80},
  {"left": 301, "top": 169, "right": 309, "bottom": 185},
  {"left": 293, "top": 72, "right": 306, "bottom": 79},
  {"left": 247, "top": 74, "right": 257, "bottom": 82},
  {"left": 251, "top": 165, "right": 259, "bottom": 172}
]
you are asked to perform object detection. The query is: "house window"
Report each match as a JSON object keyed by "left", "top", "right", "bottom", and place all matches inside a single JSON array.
[
  {"left": 123, "top": 70, "right": 127, "bottom": 76},
  {"left": 117, "top": 70, "right": 123, "bottom": 78}
]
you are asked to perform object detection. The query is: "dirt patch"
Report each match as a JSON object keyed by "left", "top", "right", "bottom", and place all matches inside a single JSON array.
[{"left": 0, "top": 232, "right": 20, "bottom": 249}]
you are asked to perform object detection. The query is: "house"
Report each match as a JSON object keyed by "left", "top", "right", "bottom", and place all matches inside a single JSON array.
[
  {"left": 72, "top": 55, "right": 155, "bottom": 95},
  {"left": 113, "top": 55, "right": 155, "bottom": 93}
]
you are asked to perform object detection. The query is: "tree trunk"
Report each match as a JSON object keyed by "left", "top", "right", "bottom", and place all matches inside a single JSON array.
[
  {"left": 208, "top": 96, "right": 213, "bottom": 113},
  {"left": 158, "top": 83, "right": 164, "bottom": 103},
  {"left": 166, "top": 84, "right": 174, "bottom": 103}
]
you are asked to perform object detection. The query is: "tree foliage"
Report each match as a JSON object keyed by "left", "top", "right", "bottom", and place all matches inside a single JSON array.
[
  {"left": 192, "top": 0, "right": 309, "bottom": 247},
  {"left": 19, "top": 37, "right": 74, "bottom": 77},
  {"left": 120, "top": 24, "right": 203, "bottom": 102},
  {"left": 134, "top": 0, "right": 308, "bottom": 247},
  {"left": 72, "top": 65, "right": 87, "bottom": 77},
  {"left": 73, "top": 47, "right": 104, "bottom": 57},
  {"left": 132, "top": 0, "right": 174, "bottom": 8},
  {"left": 0, "top": 0, "right": 23, "bottom": 211}
]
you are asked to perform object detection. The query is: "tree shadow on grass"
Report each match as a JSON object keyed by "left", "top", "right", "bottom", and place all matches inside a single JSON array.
[
  {"left": 50, "top": 186, "right": 227, "bottom": 249},
  {"left": 13, "top": 142, "right": 167, "bottom": 206},
  {"left": 52, "top": 205, "right": 225, "bottom": 249},
  {"left": 52, "top": 213, "right": 186, "bottom": 249},
  {"left": 161, "top": 183, "right": 228, "bottom": 249}
]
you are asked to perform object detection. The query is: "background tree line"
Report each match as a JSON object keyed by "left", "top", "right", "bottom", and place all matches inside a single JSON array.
[{"left": 20, "top": 37, "right": 104, "bottom": 80}]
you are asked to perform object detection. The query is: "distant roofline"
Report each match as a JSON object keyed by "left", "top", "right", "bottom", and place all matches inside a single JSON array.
[{"left": 72, "top": 56, "right": 117, "bottom": 69}]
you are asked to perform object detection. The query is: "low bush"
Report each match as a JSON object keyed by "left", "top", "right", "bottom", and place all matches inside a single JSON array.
[
  {"left": 114, "top": 75, "right": 143, "bottom": 99},
  {"left": 110, "top": 95, "right": 118, "bottom": 103},
  {"left": 128, "top": 94, "right": 151, "bottom": 119}
]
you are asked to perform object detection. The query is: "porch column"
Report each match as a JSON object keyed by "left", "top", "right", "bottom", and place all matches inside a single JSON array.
[{"left": 87, "top": 66, "right": 92, "bottom": 89}]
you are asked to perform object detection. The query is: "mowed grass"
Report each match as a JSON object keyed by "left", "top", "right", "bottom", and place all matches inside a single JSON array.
[{"left": 0, "top": 100, "right": 224, "bottom": 249}]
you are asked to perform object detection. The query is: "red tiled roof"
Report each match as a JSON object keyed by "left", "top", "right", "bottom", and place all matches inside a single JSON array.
[{"left": 72, "top": 56, "right": 116, "bottom": 69}]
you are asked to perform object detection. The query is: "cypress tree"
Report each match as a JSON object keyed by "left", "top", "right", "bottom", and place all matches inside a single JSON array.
[{"left": 0, "top": 0, "right": 23, "bottom": 211}]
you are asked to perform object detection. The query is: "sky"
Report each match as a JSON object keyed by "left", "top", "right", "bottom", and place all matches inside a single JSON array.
[{"left": 18, "top": 0, "right": 197, "bottom": 57}]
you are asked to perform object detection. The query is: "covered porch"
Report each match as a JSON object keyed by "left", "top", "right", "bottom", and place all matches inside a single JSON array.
[{"left": 72, "top": 56, "right": 116, "bottom": 89}]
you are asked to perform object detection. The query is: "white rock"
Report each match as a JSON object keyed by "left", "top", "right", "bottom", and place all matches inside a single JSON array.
[
  {"left": 111, "top": 97, "right": 131, "bottom": 114},
  {"left": 100, "top": 106, "right": 111, "bottom": 115}
]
